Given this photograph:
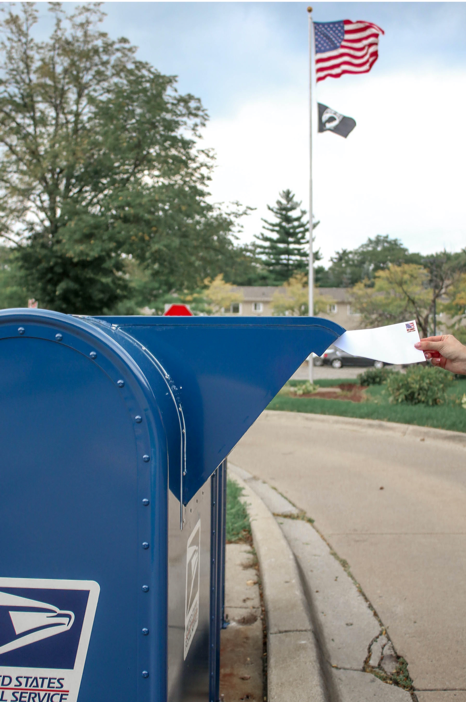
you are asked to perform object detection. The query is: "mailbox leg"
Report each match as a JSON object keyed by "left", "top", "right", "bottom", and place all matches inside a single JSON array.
[
  {"left": 209, "top": 463, "right": 227, "bottom": 702},
  {"left": 220, "top": 460, "right": 228, "bottom": 630}
]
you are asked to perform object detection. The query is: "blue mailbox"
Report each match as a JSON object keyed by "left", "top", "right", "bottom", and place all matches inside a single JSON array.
[{"left": 0, "top": 309, "right": 343, "bottom": 702}]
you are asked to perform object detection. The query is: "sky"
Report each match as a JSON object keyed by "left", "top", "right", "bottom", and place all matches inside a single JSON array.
[{"left": 33, "top": 2, "right": 466, "bottom": 265}]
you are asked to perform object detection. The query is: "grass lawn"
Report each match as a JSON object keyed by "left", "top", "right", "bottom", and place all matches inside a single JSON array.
[
  {"left": 226, "top": 478, "right": 251, "bottom": 543},
  {"left": 268, "top": 377, "right": 466, "bottom": 433}
]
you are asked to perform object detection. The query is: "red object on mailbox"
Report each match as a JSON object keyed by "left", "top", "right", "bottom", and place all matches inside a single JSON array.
[{"left": 164, "top": 304, "right": 193, "bottom": 316}]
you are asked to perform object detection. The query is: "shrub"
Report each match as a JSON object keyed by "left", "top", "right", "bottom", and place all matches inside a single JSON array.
[
  {"left": 358, "top": 367, "right": 393, "bottom": 386},
  {"left": 290, "top": 381, "right": 318, "bottom": 396},
  {"left": 386, "top": 365, "right": 452, "bottom": 406}
]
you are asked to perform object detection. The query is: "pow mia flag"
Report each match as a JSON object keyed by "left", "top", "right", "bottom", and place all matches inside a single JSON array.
[{"left": 318, "top": 103, "right": 356, "bottom": 138}]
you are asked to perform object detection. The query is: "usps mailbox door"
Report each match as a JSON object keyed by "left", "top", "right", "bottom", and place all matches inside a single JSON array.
[{"left": 0, "top": 334, "right": 151, "bottom": 702}]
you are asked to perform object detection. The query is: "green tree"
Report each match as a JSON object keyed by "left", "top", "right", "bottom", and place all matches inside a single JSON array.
[
  {"left": 350, "top": 264, "right": 431, "bottom": 333},
  {"left": 0, "top": 246, "right": 28, "bottom": 308},
  {"left": 222, "top": 243, "right": 271, "bottom": 286},
  {"left": 422, "top": 251, "right": 466, "bottom": 335},
  {"left": 349, "top": 253, "right": 466, "bottom": 337},
  {"left": 254, "top": 190, "right": 320, "bottom": 285},
  {"left": 322, "top": 235, "right": 423, "bottom": 288},
  {"left": 441, "top": 268, "right": 466, "bottom": 343},
  {"left": 0, "top": 3, "right": 244, "bottom": 314}
]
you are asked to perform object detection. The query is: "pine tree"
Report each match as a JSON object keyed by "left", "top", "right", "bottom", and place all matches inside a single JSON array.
[{"left": 255, "top": 190, "right": 318, "bottom": 285}]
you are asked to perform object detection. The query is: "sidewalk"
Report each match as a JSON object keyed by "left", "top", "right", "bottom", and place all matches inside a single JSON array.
[
  {"left": 220, "top": 543, "right": 264, "bottom": 702},
  {"left": 228, "top": 464, "right": 416, "bottom": 702}
]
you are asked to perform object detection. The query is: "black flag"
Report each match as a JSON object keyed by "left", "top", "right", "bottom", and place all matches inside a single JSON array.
[{"left": 318, "top": 103, "right": 356, "bottom": 138}]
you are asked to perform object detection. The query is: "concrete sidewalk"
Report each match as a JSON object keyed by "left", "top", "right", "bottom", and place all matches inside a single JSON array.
[
  {"left": 220, "top": 543, "right": 264, "bottom": 702},
  {"left": 230, "top": 465, "right": 414, "bottom": 702},
  {"left": 230, "top": 411, "right": 466, "bottom": 698}
]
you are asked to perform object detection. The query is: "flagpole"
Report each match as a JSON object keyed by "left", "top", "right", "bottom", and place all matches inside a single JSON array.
[{"left": 308, "top": 6, "right": 315, "bottom": 383}]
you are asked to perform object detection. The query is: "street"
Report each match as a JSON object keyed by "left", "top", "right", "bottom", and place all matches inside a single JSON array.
[{"left": 230, "top": 410, "right": 466, "bottom": 697}]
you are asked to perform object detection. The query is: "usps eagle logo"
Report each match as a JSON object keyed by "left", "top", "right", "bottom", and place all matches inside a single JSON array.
[
  {"left": 405, "top": 322, "right": 416, "bottom": 333},
  {"left": 0, "top": 591, "right": 74, "bottom": 656},
  {"left": 0, "top": 578, "right": 99, "bottom": 702}
]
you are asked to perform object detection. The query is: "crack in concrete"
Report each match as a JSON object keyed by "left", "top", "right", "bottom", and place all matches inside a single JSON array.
[{"left": 365, "top": 630, "right": 385, "bottom": 669}]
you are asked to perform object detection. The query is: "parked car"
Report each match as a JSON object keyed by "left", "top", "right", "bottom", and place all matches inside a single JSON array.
[{"left": 313, "top": 347, "right": 385, "bottom": 369}]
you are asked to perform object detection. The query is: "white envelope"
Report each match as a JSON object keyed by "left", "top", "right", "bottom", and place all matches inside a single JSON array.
[{"left": 333, "top": 320, "right": 425, "bottom": 365}]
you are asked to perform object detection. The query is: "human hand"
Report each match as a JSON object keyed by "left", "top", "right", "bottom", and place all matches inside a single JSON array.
[{"left": 415, "top": 334, "right": 466, "bottom": 375}]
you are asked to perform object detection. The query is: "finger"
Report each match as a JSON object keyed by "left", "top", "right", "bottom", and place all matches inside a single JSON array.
[
  {"left": 415, "top": 340, "right": 445, "bottom": 351},
  {"left": 431, "top": 356, "right": 448, "bottom": 370}
]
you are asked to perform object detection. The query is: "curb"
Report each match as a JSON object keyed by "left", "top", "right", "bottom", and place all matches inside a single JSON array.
[
  {"left": 229, "top": 463, "right": 415, "bottom": 702},
  {"left": 263, "top": 410, "right": 466, "bottom": 448},
  {"left": 229, "top": 470, "right": 328, "bottom": 702}
]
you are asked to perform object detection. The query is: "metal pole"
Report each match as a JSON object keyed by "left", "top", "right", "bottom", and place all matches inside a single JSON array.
[{"left": 308, "top": 6, "right": 315, "bottom": 383}]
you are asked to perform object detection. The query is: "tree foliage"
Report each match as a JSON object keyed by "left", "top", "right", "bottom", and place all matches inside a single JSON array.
[
  {"left": 319, "top": 235, "right": 422, "bottom": 288},
  {"left": 222, "top": 243, "right": 272, "bottom": 286},
  {"left": 270, "top": 273, "right": 334, "bottom": 317},
  {"left": 254, "top": 189, "right": 320, "bottom": 285},
  {"left": 349, "top": 253, "right": 466, "bottom": 337},
  {"left": 203, "top": 274, "right": 244, "bottom": 315},
  {"left": 0, "top": 3, "right": 245, "bottom": 313},
  {"left": 0, "top": 245, "right": 27, "bottom": 308},
  {"left": 442, "top": 272, "right": 466, "bottom": 343}
]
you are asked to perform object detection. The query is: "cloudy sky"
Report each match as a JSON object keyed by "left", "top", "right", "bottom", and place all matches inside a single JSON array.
[{"left": 36, "top": 2, "right": 466, "bottom": 264}]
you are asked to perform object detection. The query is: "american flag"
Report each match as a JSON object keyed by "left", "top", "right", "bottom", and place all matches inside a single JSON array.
[{"left": 314, "top": 20, "right": 384, "bottom": 83}]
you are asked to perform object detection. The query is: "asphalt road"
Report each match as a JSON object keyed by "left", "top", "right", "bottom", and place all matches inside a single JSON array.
[{"left": 230, "top": 411, "right": 466, "bottom": 697}]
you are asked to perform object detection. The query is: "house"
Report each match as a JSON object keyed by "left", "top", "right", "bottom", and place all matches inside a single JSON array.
[{"left": 226, "top": 286, "right": 363, "bottom": 331}]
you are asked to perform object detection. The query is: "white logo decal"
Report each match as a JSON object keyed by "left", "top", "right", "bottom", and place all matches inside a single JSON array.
[
  {"left": 0, "top": 591, "right": 75, "bottom": 655},
  {"left": 0, "top": 578, "right": 99, "bottom": 702},
  {"left": 184, "top": 519, "right": 201, "bottom": 659}
]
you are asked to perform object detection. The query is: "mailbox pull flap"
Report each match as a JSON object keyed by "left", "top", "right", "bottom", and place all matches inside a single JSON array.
[{"left": 96, "top": 316, "right": 345, "bottom": 506}]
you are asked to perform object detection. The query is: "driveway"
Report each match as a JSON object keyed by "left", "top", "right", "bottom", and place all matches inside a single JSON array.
[{"left": 230, "top": 410, "right": 466, "bottom": 697}]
